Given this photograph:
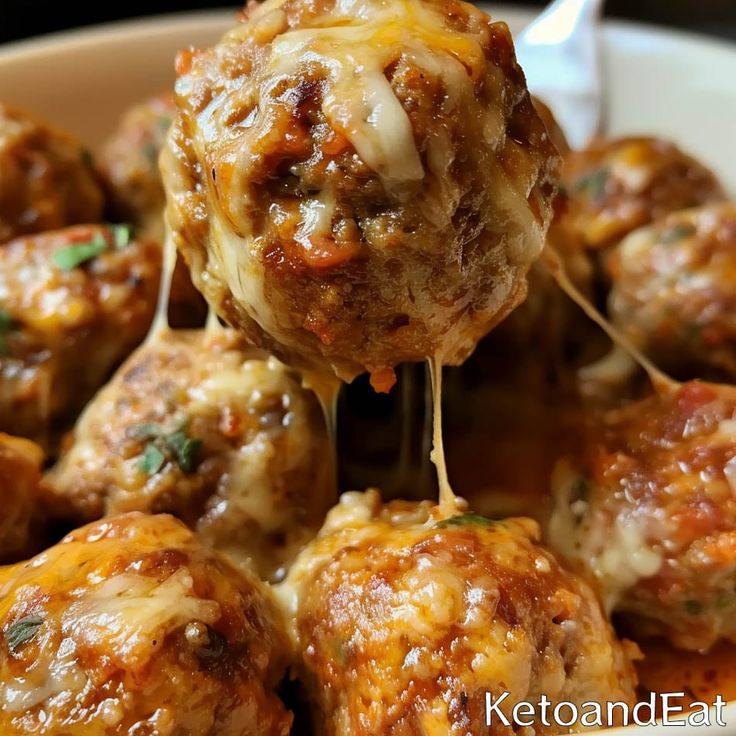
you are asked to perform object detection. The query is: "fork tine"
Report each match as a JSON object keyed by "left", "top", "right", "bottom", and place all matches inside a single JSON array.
[{"left": 515, "top": 0, "right": 605, "bottom": 148}]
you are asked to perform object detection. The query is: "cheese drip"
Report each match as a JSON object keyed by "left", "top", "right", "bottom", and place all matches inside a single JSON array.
[
  {"left": 146, "top": 231, "right": 177, "bottom": 342},
  {"left": 428, "top": 356, "right": 463, "bottom": 515},
  {"left": 542, "top": 248, "right": 679, "bottom": 395},
  {"left": 301, "top": 368, "right": 341, "bottom": 487}
]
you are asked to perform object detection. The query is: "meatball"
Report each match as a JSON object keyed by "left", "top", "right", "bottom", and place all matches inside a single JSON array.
[
  {"left": 43, "top": 327, "right": 334, "bottom": 581},
  {"left": 163, "top": 0, "right": 559, "bottom": 385},
  {"left": 0, "top": 104, "right": 104, "bottom": 244},
  {"left": 281, "top": 490, "right": 637, "bottom": 734},
  {"left": 531, "top": 96, "right": 570, "bottom": 158},
  {"left": 548, "top": 381, "right": 736, "bottom": 651},
  {"left": 0, "top": 513, "right": 292, "bottom": 735},
  {"left": 562, "top": 136, "right": 725, "bottom": 252},
  {"left": 0, "top": 433, "right": 43, "bottom": 563},
  {"left": 98, "top": 92, "right": 176, "bottom": 235},
  {"left": 608, "top": 203, "right": 736, "bottom": 382},
  {"left": 98, "top": 92, "right": 207, "bottom": 328},
  {"left": 0, "top": 224, "right": 161, "bottom": 448}
]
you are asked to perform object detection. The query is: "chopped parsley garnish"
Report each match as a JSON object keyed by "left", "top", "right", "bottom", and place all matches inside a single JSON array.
[
  {"left": 112, "top": 224, "right": 132, "bottom": 249},
  {"left": 80, "top": 148, "right": 94, "bottom": 168},
  {"left": 165, "top": 429, "right": 202, "bottom": 474},
  {"left": 134, "top": 422, "right": 202, "bottom": 476},
  {"left": 436, "top": 514, "right": 496, "bottom": 529},
  {"left": 661, "top": 223, "right": 696, "bottom": 243},
  {"left": 574, "top": 167, "right": 609, "bottom": 200},
  {"left": 0, "top": 308, "right": 15, "bottom": 355},
  {"left": 138, "top": 443, "right": 166, "bottom": 476},
  {"left": 5, "top": 614, "right": 43, "bottom": 650},
  {"left": 52, "top": 236, "right": 107, "bottom": 270}
]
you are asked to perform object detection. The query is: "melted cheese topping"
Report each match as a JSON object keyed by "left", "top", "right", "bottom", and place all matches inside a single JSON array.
[
  {"left": 147, "top": 231, "right": 178, "bottom": 340},
  {"left": 428, "top": 356, "right": 464, "bottom": 515},
  {"left": 63, "top": 569, "right": 220, "bottom": 664},
  {"left": 242, "top": 0, "right": 488, "bottom": 188}
]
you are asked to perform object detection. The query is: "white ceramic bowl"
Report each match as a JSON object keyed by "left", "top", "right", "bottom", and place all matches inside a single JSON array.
[{"left": 0, "top": 6, "right": 735, "bottom": 734}]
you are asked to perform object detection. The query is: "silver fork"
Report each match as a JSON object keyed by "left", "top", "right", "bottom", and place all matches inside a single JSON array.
[{"left": 514, "top": 0, "right": 605, "bottom": 149}]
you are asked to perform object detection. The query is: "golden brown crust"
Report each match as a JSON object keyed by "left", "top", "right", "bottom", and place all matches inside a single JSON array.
[
  {"left": 99, "top": 92, "right": 176, "bottom": 232},
  {"left": 43, "top": 328, "right": 335, "bottom": 581},
  {"left": 99, "top": 92, "right": 208, "bottom": 328},
  {"left": 0, "top": 224, "right": 161, "bottom": 449},
  {"left": 608, "top": 203, "right": 736, "bottom": 381},
  {"left": 0, "top": 105, "right": 104, "bottom": 244},
  {"left": 562, "top": 136, "right": 725, "bottom": 252},
  {"left": 282, "top": 491, "right": 637, "bottom": 734},
  {"left": 0, "top": 433, "right": 43, "bottom": 563},
  {"left": 549, "top": 381, "right": 736, "bottom": 651},
  {"left": 0, "top": 513, "right": 292, "bottom": 735},
  {"left": 164, "top": 0, "right": 559, "bottom": 382}
]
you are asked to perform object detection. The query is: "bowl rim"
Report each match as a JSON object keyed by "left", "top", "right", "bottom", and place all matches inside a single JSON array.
[{"left": 1, "top": 4, "right": 735, "bottom": 734}]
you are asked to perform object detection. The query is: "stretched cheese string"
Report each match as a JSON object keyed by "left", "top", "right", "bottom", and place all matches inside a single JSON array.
[
  {"left": 146, "top": 231, "right": 177, "bottom": 342},
  {"left": 428, "top": 355, "right": 463, "bottom": 515},
  {"left": 541, "top": 248, "right": 679, "bottom": 395},
  {"left": 302, "top": 369, "right": 341, "bottom": 486},
  {"left": 205, "top": 306, "right": 226, "bottom": 336}
]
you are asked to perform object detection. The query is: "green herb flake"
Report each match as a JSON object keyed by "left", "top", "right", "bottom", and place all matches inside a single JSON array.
[
  {"left": 0, "top": 308, "right": 15, "bottom": 356},
  {"left": 5, "top": 614, "right": 43, "bottom": 650},
  {"left": 436, "top": 514, "right": 496, "bottom": 529},
  {"left": 52, "top": 236, "right": 107, "bottom": 271},
  {"left": 165, "top": 429, "right": 202, "bottom": 474},
  {"left": 80, "top": 148, "right": 94, "bottom": 168},
  {"left": 112, "top": 224, "right": 132, "bottom": 249},
  {"left": 138, "top": 443, "right": 166, "bottom": 476},
  {"left": 661, "top": 223, "right": 696, "bottom": 243},
  {"left": 574, "top": 167, "right": 610, "bottom": 200},
  {"left": 683, "top": 599, "right": 704, "bottom": 616}
]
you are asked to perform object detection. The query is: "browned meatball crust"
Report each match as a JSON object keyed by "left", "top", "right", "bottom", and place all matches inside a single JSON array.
[
  {"left": 99, "top": 91, "right": 177, "bottom": 234},
  {"left": 163, "top": 0, "right": 559, "bottom": 386},
  {"left": 99, "top": 92, "right": 207, "bottom": 328},
  {"left": 0, "top": 224, "right": 161, "bottom": 448},
  {"left": 281, "top": 491, "right": 637, "bottom": 735},
  {"left": 608, "top": 203, "right": 736, "bottom": 382},
  {"left": 0, "top": 513, "right": 292, "bottom": 735},
  {"left": 0, "top": 105, "right": 104, "bottom": 244},
  {"left": 44, "top": 327, "right": 334, "bottom": 581},
  {"left": 0, "top": 433, "right": 43, "bottom": 563},
  {"left": 549, "top": 381, "right": 736, "bottom": 651},
  {"left": 562, "top": 136, "right": 725, "bottom": 252}
]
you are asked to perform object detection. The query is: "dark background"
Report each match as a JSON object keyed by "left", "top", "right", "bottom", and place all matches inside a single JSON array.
[{"left": 1, "top": 0, "right": 735, "bottom": 44}]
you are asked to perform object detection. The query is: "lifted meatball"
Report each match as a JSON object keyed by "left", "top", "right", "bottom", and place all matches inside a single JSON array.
[
  {"left": 0, "top": 513, "right": 292, "bottom": 735},
  {"left": 0, "top": 224, "right": 161, "bottom": 448},
  {"left": 0, "top": 105, "right": 104, "bottom": 244},
  {"left": 281, "top": 491, "right": 637, "bottom": 734},
  {"left": 164, "top": 0, "right": 559, "bottom": 385},
  {"left": 0, "top": 433, "right": 43, "bottom": 563},
  {"left": 549, "top": 381, "right": 736, "bottom": 651},
  {"left": 608, "top": 204, "right": 736, "bottom": 382},
  {"left": 563, "top": 136, "right": 725, "bottom": 252},
  {"left": 44, "top": 328, "right": 334, "bottom": 581}
]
